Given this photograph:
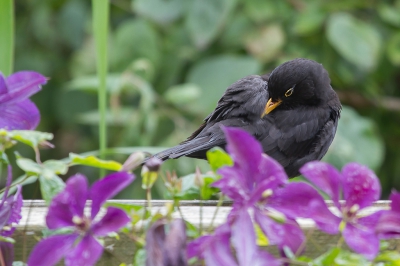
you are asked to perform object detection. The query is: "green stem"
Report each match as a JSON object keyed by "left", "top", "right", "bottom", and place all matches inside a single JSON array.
[
  {"left": 146, "top": 188, "right": 152, "bottom": 209},
  {"left": 92, "top": 0, "right": 109, "bottom": 178},
  {"left": 0, "top": 0, "right": 14, "bottom": 75},
  {"left": 208, "top": 194, "right": 224, "bottom": 232}
]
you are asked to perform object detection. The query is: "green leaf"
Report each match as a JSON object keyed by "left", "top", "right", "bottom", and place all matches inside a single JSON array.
[
  {"left": 0, "top": 235, "right": 15, "bottom": 243},
  {"left": 6, "top": 130, "right": 53, "bottom": 149},
  {"left": 313, "top": 247, "right": 340, "bottom": 266},
  {"left": 245, "top": 24, "right": 285, "bottom": 63},
  {"left": 187, "top": 55, "right": 261, "bottom": 114},
  {"left": 333, "top": 250, "right": 369, "bottom": 265},
  {"left": 16, "top": 158, "right": 42, "bottom": 174},
  {"left": 292, "top": 4, "right": 325, "bottom": 36},
  {"left": 206, "top": 147, "right": 233, "bottom": 172},
  {"left": 42, "top": 160, "right": 68, "bottom": 178},
  {"left": 200, "top": 176, "right": 219, "bottom": 200},
  {"left": 323, "top": 106, "right": 385, "bottom": 171},
  {"left": 133, "top": 0, "right": 185, "bottom": 25},
  {"left": 69, "top": 153, "right": 122, "bottom": 171},
  {"left": 185, "top": 220, "right": 199, "bottom": 238},
  {"left": 133, "top": 249, "right": 146, "bottom": 266},
  {"left": 164, "top": 83, "right": 202, "bottom": 106},
  {"left": 174, "top": 174, "right": 200, "bottom": 200},
  {"left": 112, "top": 19, "right": 160, "bottom": 71},
  {"left": 378, "top": 3, "right": 400, "bottom": 27},
  {"left": 376, "top": 250, "right": 400, "bottom": 265},
  {"left": 39, "top": 174, "right": 65, "bottom": 204},
  {"left": 185, "top": 0, "right": 237, "bottom": 49},
  {"left": 326, "top": 13, "right": 382, "bottom": 70},
  {"left": 387, "top": 33, "right": 400, "bottom": 66},
  {"left": 244, "top": 0, "right": 292, "bottom": 23}
]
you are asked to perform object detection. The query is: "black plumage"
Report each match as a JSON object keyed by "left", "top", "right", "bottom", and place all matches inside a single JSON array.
[{"left": 152, "top": 58, "right": 341, "bottom": 178}]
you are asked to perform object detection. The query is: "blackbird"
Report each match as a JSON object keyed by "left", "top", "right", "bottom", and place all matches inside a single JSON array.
[{"left": 151, "top": 58, "right": 341, "bottom": 178}]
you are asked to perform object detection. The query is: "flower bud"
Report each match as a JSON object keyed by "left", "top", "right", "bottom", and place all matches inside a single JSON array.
[{"left": 121, "top": 152, "right": 146, "bottom": 172}]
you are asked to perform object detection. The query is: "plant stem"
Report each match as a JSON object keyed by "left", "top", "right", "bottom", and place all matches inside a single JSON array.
[
  {"left": 146, "top": 188, "right": 152, "bottom": 209},
  {"left": 208, "top": 193, "right": 224, "bottom": 232},
  {"left": 92, "top": 0, "right": 109, "bottom": 178},
  {"left": 0, "top": 0, "right": 14, "bottom": 75},
  {"left": 199, "top": 200, "right": 203, "bottom": 235}
]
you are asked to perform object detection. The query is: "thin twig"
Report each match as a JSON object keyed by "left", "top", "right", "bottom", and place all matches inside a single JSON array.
[{"left": 207, "top": 194, "right": 224, "bottom": 232}]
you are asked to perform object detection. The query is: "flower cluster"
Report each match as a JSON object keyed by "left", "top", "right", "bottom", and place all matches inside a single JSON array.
[{"left": 187, "top": 127, "right": 400, "bottom": 265}]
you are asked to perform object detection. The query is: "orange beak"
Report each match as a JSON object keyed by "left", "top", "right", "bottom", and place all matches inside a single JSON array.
[{"left": 262, "top": 98, "right": 282, "bottom": 117}]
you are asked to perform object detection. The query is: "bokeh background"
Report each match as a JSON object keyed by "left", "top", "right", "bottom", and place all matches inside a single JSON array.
[{"left": 12, "top": 0, "right": 400, "bottom": 198}]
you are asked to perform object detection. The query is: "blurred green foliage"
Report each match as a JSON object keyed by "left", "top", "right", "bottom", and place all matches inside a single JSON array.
[{"left": 11, "top": 0, "right": 400, "bottom": 198}]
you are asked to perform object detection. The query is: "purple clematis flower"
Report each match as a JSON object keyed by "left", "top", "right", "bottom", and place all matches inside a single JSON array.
[
  {"left": 0, "top": 165, "right": 23, "bottom": 266},
  {"left": 0, "top": 165, "right": 23, "bottom": 238},
  {"left": 375, "top": 191, "right": 400, "bottom": 239},
  {"left": 188, "top": 213, "right": 280, "bottom": 266},
  {"left": 28, "top": 172, "right": 134, "bottom": 266},
  {"left": 300, "top": 161, "right": 382, "bottom": 260},
  {"left": 209, "top": 127, "right": 337, "bottom": 255},
  {"left": 0, "top": 71, "right": 47, "bottom": 130},
  {"left": 146, "top": 219, "right": 187, "bottom": 266}
]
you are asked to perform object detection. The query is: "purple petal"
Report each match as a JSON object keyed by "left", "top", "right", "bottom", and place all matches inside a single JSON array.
[
  {"left": 164, "top": 219, "right": 187, "bottom": 266},
  {"left": 46, "top": 174, "right": 89, "bottom": 229},
  {"left": 64, "top": 235, "right": 103, "bottom": 266},
  {"left": 300, "top": 161, "right": 341, "bottom": 206},
  {"left": 376, "top": 211, "right": 400, "bottom": 239},
  {"left": 0, "top": 73, "right": 7, "bottom": 96},
  {"left": 342, "top": 163, "right": 381, "bottom": 210},
  {"left": 0, "top": 71, "right": 46, "bottom": 104},
  {"left": 254, "top": 209, "right": 305, "bottom": 254},
  {"left": 91, "top": 207, "right": 130, "bottom": 236},
  {"left": 251, "top": 250, "right": 280, "bottom": 266},
  {"left": 222, "top": 127, "right": 262, "bottom": 188},
  {"left": 0, "top": 242, "right": 13, "bottom": 266},
  {"left": 146, "top": 219, "right": 187, "bottom": 266},
  {"left": 231, "top": 210, "right": 257, "bottom": 265},
  {"left": 203, "top": 232, "right": 238, "bottom": 266},
  {"left": 343, "top": 223, "right": 379, "bottom": 260},
  {"left": 214, "top": 166, "right": 248, "bottom": 202},
  {"left": 256, "top": 154, "right": 288, "bottom": 187},
  {"left": 90, "top": 171, "right": 135, "bottom": 218},
  {"left": 268, "top": 182, "right": 341, "bottom": 234},
  {"left": 0, "top": 185, "right": 23, "bottom": 237},
  {"left": 187, "top": 235, "right": 212, "bottom": 259},
  {"left": 27, "top": 234, "right": 78, "bottom": 266},
  {"left": 389, "top": 190, "right": 400, "bottom": 213},
  {"left": 0, "top": 99, "right": 40, "bottom": 130},
  {"left": 187, "top": 224, "right": 232, "bottom": 261}
]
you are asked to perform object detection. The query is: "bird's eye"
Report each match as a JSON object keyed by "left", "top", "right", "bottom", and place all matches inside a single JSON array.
[{"left": 285, "top": 88, "right": 294, "bottom": 97}]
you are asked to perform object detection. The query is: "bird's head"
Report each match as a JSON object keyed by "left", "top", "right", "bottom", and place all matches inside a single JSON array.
[{"left": 262, "top": 58, "right": 332, "bottom": 116}]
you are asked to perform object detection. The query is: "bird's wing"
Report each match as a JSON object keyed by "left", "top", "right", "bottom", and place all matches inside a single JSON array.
[{"left": 155, "top": 75, "right": 269, "bottom": 160}]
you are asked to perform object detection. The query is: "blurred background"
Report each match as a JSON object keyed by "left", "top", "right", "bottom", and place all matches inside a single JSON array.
[{"left": 12, "top": 0, "right": 400, "bottom": 198}]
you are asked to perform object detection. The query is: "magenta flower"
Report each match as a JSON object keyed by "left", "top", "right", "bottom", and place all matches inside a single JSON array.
[
  {"left": 300, "top": 162, "right": 382, "bottom": 259},
  {"left": 146, "top": 219, "right": 187, "bottom": 266},
  {"left": 0, "top": 165, "right": 23, "bottom": 266},
  {"left": 0, "top": 71, "right": 47, "bottom": 130},
  {"left": 28, "top": 172, "right": 134, "bottom": 266},
  {"left": 210, "top": 127, "right": 337, "bottom": 254},
  {"left": 375, "top": 191, "right": 400, "bottom": 239},
  {"left": 188, "top": 215, "right": 280, "bottom": 266},
  {"left": 0, "top": 165, "right": 23, "bottom": 238}
]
